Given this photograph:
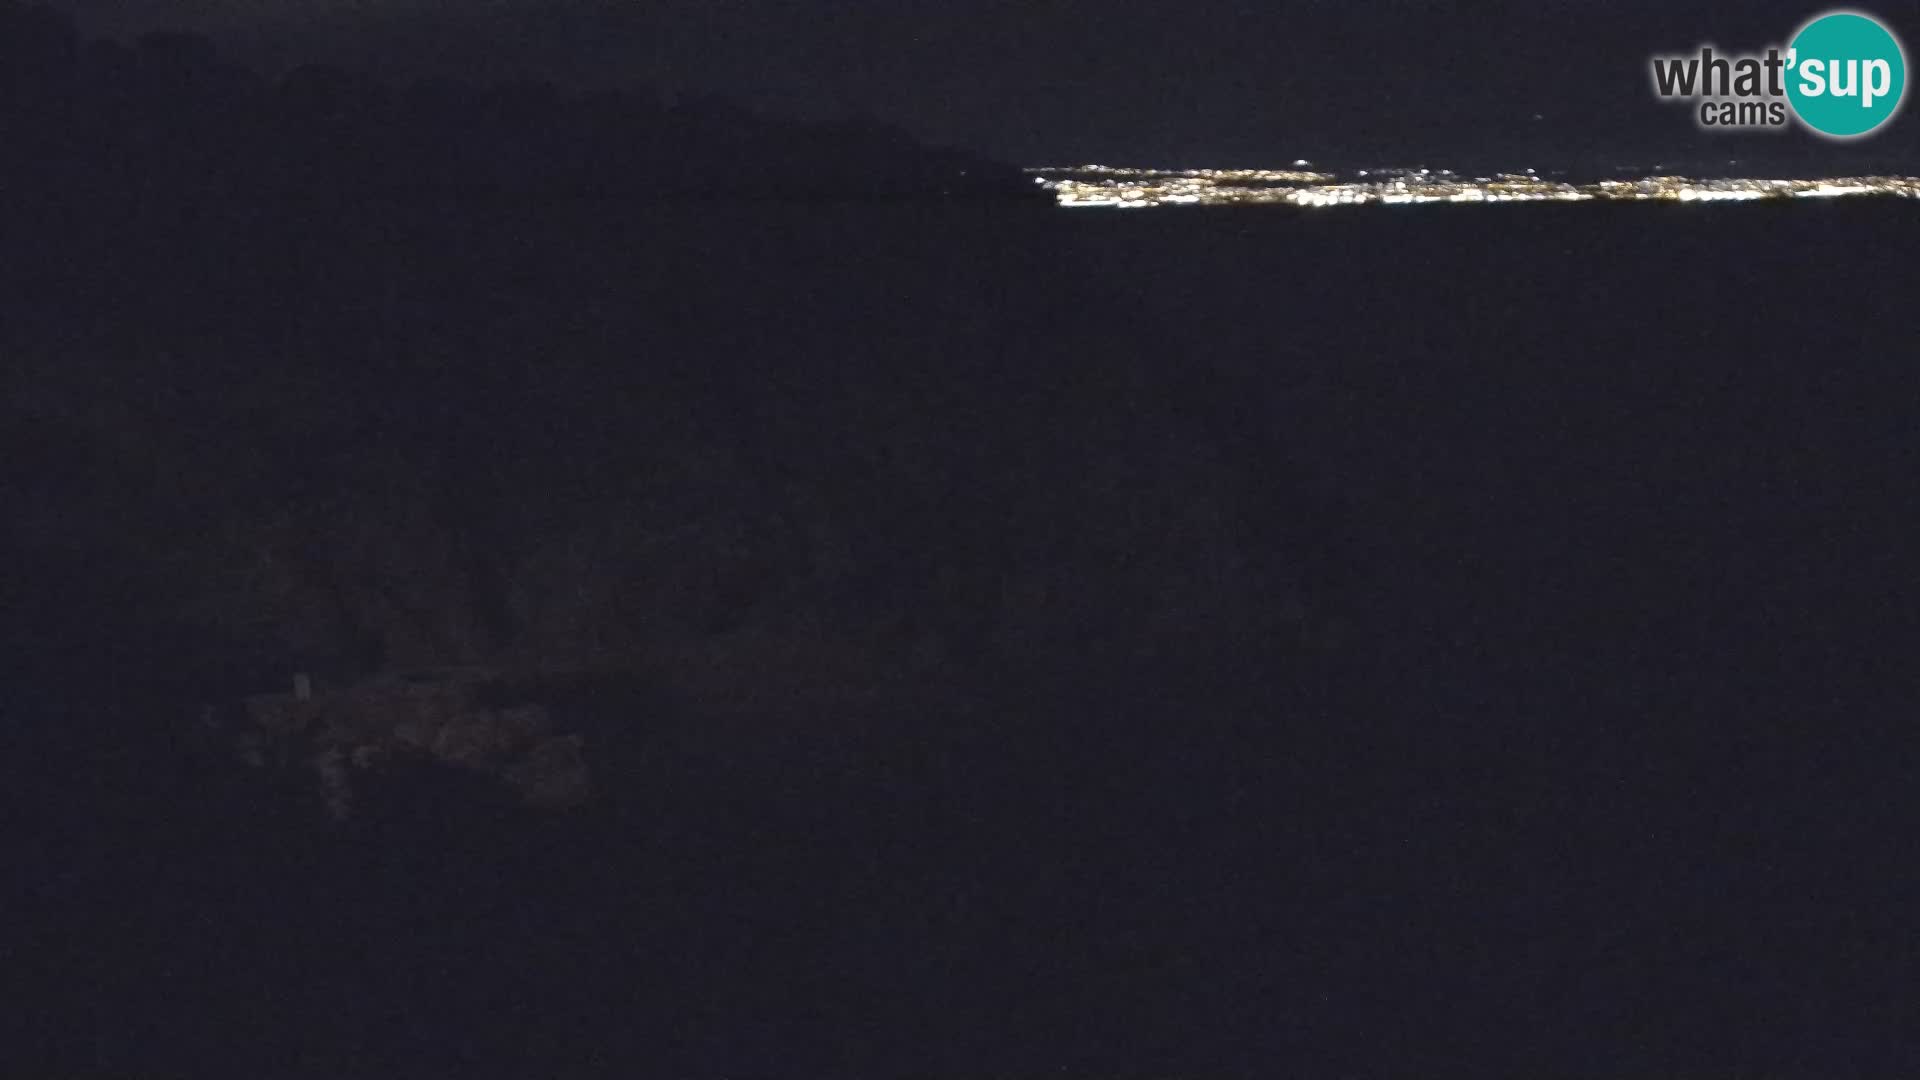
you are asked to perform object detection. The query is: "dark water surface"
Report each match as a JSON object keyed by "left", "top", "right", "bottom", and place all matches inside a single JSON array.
[{"left": 10, "top": 197, "right": 1918, "bottom": 1074}]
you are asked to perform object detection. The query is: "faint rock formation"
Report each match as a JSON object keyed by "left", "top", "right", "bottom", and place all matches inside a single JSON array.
[{"left": 221, "top": 668, "right": 592, "bottom": 820}]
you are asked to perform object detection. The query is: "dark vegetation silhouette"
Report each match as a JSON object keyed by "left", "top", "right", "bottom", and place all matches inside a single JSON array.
[{"left": 3, "top": 4, "right": 1350, "bottom": 1074}]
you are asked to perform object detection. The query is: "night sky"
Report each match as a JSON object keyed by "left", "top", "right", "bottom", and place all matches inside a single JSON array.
[{"left": 59, "top": 0, "right": 1919, "bottom": 167}]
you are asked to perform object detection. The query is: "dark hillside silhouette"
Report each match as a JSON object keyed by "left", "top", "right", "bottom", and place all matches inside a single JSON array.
[
  {"left": 4, "top": 8, "right": 1343, "bottom": 1074},
  {"left": 0, "top": 1, "right": 1038, "bottom": 206}
]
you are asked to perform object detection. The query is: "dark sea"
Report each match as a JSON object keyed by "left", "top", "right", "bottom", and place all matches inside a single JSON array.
[{"left": 9, "top": 194, "right": 1918, "bottom": 1075}]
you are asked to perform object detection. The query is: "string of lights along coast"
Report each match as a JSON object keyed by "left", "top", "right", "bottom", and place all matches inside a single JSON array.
[{"left": 1033, "top": 165, "right": 1920, "bottom": 208}]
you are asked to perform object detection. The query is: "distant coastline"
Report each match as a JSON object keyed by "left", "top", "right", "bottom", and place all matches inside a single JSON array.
[{"left": 1032, "top": 164, "right": 1920, "bottom": 209}]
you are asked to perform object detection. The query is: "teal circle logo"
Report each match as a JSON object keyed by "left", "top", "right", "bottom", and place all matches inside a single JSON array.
[{"left": 1786, "top": 11, "right": 1907, "bottom": 138}]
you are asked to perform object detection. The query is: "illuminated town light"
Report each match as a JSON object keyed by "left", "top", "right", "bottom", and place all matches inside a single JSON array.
[{"left": 1029, "top": 165, "right": 1920, "bottom": 210}]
